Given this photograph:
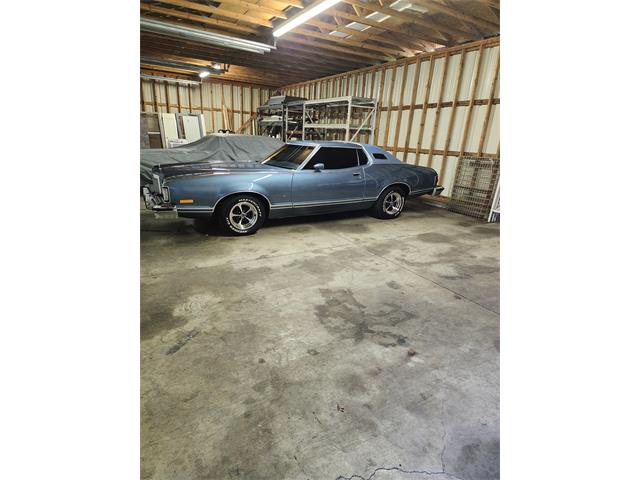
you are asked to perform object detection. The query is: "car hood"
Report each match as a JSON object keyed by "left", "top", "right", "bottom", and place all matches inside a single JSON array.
[{"left": 154, "top": 161, "right": 288, "bottom": 181}]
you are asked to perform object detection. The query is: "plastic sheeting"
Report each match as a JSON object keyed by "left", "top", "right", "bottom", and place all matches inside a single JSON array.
[{"left": 140, "top": 134, "right": 283, "bottom": 186}]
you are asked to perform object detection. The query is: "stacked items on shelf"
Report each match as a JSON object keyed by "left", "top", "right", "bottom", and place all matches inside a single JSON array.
[
  {"left": 302, "top": 96, "right": 376, "bottom": 143},
  {"left": 256, "top": 95, "right": 306, "bottom": 140}
]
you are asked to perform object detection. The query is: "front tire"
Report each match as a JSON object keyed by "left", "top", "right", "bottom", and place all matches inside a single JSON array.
[
  {"left": 218, "top": 195, "right": 266, "bottom": 236},
  {"left": 372, "top": 186, "right": 406, "bottom": 219}
]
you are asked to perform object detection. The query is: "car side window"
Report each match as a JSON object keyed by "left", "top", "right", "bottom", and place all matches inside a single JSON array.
[
  {"left": 356, "top": 149, "right": 369, "bottom": 165},
  {"left": 373, "top": 153, "right": 387, "bottom": 160},
  {"left": 303, "top": 147, "right": 359, "bottom": 170}
]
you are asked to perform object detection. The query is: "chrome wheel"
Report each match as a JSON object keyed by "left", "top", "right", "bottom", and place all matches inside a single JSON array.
[
  {"left": 228, "top": 201, "right": 259, "bottom": 231},
  {"left": 383, "top": 191, "right": 404, "bottom": 215}
]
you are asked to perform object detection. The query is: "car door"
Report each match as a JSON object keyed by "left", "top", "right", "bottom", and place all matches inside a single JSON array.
[{"left": 291, "top": 147, "right": 365, "bottom": 208}]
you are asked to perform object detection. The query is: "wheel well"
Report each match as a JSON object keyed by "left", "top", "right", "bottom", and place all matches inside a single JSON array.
[
  {"left": 213, "top": 192, "right": 270, "bottom": 216},
  {"left": 383, "top": 183, "right": 410, "bottom": 197}
]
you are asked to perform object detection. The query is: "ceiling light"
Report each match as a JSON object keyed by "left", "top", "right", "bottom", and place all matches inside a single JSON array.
[
  {"left": 199, "top": 70, "right": 211, "bottom": 78},
  {"left": 273, "top": 0, "right": 343, "bottom": 38},
  {"left": 212, "top": 63, "right": 222, "bottom": 71}
]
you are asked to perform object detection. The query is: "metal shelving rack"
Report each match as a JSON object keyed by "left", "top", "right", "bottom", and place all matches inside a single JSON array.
[
  {"left": 302, "top": 96, "right": 376, "bottom": 143},
  {"left": 257, "top": 96, "right": 306, "bottom": 140}
]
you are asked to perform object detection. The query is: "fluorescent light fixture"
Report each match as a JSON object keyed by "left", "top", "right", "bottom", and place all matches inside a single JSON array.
[
  {"left": 140, "top": 75, "right": 201, "bottom": 86},
  {"left": 273, "top": 0, "right": 342, "bottom": 37},
  {"left": 141, "top": 18, "right": 275, "bottom": 54},
  {"left": 212, "top": 63, "right": 222, "bottom": 70},
  {"left": 198, "top": 70, "right": 211, "bottom": 78}
]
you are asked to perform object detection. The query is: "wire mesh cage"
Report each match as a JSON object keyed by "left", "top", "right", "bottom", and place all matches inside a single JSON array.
[{"left": 448, "top": 156, "right": 500, "bottom": 219}]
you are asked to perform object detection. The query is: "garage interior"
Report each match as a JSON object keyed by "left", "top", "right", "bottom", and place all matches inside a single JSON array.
[{"left": 140, "top": 1, "right": 500, "bottom": 479}]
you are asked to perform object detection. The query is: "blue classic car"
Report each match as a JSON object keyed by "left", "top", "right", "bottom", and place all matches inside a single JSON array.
[{"left": 143, "top": 141, "right": 444, "bottom": 235}]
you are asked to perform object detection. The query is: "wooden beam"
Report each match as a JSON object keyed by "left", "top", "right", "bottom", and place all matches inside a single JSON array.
[
  {"left": 217, "top": 0, "right": 287, "bottom": 19},
  {"left": 279, "top": 34, "right": 390, "bottom": 61},
  {"left": 140, "top": 79, "right": 145, "bottom": 112},
  {"left": 478, "top": 53, "right": 500, "bottom": 155},
  {"left": 293, "top": 25, "right": 404, "bottom": 57},
  {"left": 153, "top": 0, "right": 273, "bottom": 28},
  {"left": 140, "top": 4, "right": 259, "bottom": 35},
  {"left": 282, "top": 37, "right": 500, "bottom": 89},
  {"left": 402, "top": 56, "right": 423, "bottom": 159},
  {"left": 342, "top": 0, "right": 472, "bottom": 41},
  {"left": 324, "top": 6, "right": 448, "bottom": 46},
  {"left": 414, "top": 53, "right": 436, "bottom": 165},
  {"left": 458, "top": 44, "right": 485, "bottom": 156},
  {"left": 440, "top": 49, "right": 467, "bottom": 185},
  {"left": 141, "top": 42, "right": 341, "bottom": 80},
  {"left": 381, "top": 63, "right": 398, "bottom": 148},
  {"left": 372, "top": 68, "right": 385, "bottom": 144},
  {"left": 427, "top": 52, "right": 450, "bottom": 166},
  {"left": 409, "top": 0, "right": 499, "bottom": 32},
  {"left": 391, "top": 59, "right": 410, "bottom": 156},
  {"left": 306, "top": 17, "right": 421, "bottom": 54},
  {"left": 276, "top": 44, "right": 372, "bottom": 68}
]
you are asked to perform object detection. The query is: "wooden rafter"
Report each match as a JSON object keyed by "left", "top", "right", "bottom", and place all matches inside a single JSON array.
[
  {"left": 341, "top": 0, "right": 472, "bottom": 42},
  {"left": 324, "top": 6, "right": 449, "bottom": 46},
  {"left": 140, "top": 5, "right": 259, "bottom": 35},
  {"left": 278, "top": 33, "right": 392, "bottom": 61},
  {"left": 216, "top": 0, "right": 287, "bottom": 19},
  {"left": 152, "top": 0, "right": 274, "bottom": 28},
  {"left": 409, "top": 0, "right": 499, "bottom": 32},
  {"left": 293, "top": 25, "right": 406, "bottom": 57}
]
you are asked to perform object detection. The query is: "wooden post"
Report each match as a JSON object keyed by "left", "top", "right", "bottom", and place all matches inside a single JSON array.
[
  {"left": 152, "top": 80, "right": 158, "bottom": 113},
  {"left": 373, "top": 68, "right": 385, "bottom": 145},
  {"left": 381, "top": 64, "right": 398, "bottom": 149},
  {"left": 478, "top": 53, "right": 500, "bottom": 155},
  {"left": 240, "top": 84, "right": 244, "bottom": 129},
  {"left": 211, "top": 82, "right": 217, "bottom": 133},
  {"left": 187, "top": 85, "right": 193, "bottom": 113},
  {"left": 230, "top": 83, "right": 235, "bottom": 131},
  {"left": 392, "top": 59, "right": 411, "bottom": 156},
  {"left": 427, "top": 52, "right": 450, "bottom": 167},
  {"left": 440, "top": 49, "right": 467, "bottom": 186},
  {"left": 164, "top": 81, "right": 170, "bottom": 113},
  {"left": 458, "top": 45, "right": 485, "bottom": 157},
  {"left": 199, "top": 83, "right": 204, "bottom": 115},
  {"left": 414, "top": 54, "right": 436, "bottom": 165},
  {"left": 402, "top": 58, "right": 423, "bottom": 160},
  {"left": 250, "top": 87, "right": 255, "bottom": 135},
  {"left": 176, "top": 85, "right": 182, "bottom": 113},
  {"left": 140, "top": 79, "right": 145, "bottom": 112}
]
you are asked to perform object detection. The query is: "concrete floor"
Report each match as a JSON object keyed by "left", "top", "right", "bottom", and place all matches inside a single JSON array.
[{"left": 141, "top": 199, "right": 499, "bottom": 480}]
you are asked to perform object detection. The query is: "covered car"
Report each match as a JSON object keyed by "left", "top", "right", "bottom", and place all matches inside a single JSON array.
[{"left": 140, "top": 134, "right": 283, "bottom": 186}]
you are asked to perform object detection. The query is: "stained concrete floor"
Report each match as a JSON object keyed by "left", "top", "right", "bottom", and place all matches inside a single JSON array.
[{"left": 141, "top": 199, "right": 499, "bottom": 480}]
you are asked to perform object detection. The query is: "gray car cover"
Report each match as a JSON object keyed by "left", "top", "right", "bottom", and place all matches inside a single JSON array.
[{"left": 140, "top": 134, "right": 283, "bottom": 186}]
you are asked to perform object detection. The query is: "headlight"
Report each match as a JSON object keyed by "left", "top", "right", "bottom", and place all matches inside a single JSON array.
[{"left": 162, "top": 187, "right": 170, "bottom": 202}]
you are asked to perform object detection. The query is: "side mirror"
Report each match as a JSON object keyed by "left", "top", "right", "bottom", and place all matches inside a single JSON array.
[{"left": 313, "top": 163, "right": 325, "bottom": 171}]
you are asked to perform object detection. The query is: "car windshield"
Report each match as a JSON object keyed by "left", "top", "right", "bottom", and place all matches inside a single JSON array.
[{"left": 263, "top": 145, "right": 314, "bottom": 170}]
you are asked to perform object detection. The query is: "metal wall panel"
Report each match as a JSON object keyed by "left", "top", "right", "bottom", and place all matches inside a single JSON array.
[
  {"left": 140, "top": 77, "right": 273, "bottom": 135},
  {"left": 282, "top": 38, "right": 499, "bottom": 196}
]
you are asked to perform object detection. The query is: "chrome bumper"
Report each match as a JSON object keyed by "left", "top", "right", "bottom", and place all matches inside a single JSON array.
[{"left": 142, "top": 186, "right": 175, "bottom": 212}]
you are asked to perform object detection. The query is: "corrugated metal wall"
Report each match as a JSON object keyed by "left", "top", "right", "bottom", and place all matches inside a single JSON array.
[
  {"left": 140, "top": 78, "right": 273, "bottom": 134},
  {"left": 283, "top": 38, "right": 500, "bottom": 195}
]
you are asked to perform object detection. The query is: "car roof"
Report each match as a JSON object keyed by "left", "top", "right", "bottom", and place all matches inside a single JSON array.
[
  {"left": 287, "top": 140, "right": 388, "bottom": 153},
  {"left": 285, "top": 140, "right": 402, "bottom": 164}
]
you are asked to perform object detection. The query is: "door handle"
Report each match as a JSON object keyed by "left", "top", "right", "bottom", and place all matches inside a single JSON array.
[{"left": 353, "top": 172, "right": 361, "bottom": 176}]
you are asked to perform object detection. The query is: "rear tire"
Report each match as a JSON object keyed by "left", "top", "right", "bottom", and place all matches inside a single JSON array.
[
  {"left": 372, "top": 186, "right": 406, "bottom": 219},
  {"left": 217, "top": 194, "right": 266, "bottom": 236}
]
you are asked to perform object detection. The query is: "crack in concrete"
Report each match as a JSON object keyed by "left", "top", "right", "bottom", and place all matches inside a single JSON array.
[
  {"left": 336, "top": 423, "right": 464, "bottom": 480},
  {"left": 335, "top": 465, "right": 465, "bottom": 480}
]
